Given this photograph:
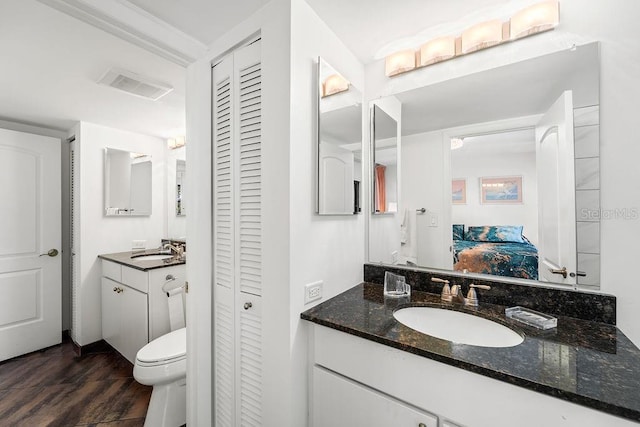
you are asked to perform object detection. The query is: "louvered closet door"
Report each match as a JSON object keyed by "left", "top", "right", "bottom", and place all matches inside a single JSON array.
[
  {"left": 233, "top": 40, "right": 263, "bottom": 427},
  {"left": 213, "top": 53, "right": 236, "bottom": 427},
  {"left": 213, "top": 39, "right": 263, "bottom": 427}
]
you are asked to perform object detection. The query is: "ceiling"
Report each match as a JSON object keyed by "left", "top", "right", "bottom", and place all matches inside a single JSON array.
[
  {"left": 1, "top": 0, "right": 186, "bottom": 138},
  {"left": 1, "top": 0, "right": 565, "bottom": 141},
  {"left": 128, "top": 0, "right": 269, "bottom": 46},
  {"left": 451, "top": 129, "right": 535, "bottom": 160}
]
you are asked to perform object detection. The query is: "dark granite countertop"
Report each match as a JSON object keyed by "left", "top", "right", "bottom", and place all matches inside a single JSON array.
[
  {"left": 301, "top": 283, "right": 640, "bottom": 423},
  {"left": 98, "top": 250, "right": 186, "bottom": 271}
]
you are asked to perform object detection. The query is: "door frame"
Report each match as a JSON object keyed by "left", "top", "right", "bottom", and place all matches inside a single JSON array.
[
  {"left": 441, "top": 115, "right": 543, "bottom": 267},
  {"left": 0, "top": 125, "right": 64, "bottom": 361}
]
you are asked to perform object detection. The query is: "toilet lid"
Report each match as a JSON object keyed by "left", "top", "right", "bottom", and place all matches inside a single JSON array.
[{"left": 137, "top": 327, "right": 186, "bottom": 364}]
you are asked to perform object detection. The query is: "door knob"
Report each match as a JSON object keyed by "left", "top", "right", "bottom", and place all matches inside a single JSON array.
[
  {"left": 39, "top": 249, "right": 59, "bottom": 257},
  {"left": 549, "top": 267, "right": 567, "bottom": 278},
  {"left": 244, "top": 302, "right": 253, "bottom": 310}
]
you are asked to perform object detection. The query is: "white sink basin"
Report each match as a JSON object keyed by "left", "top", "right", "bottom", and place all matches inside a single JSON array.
[
  {"left": 393, "top": 306, "right": 524, "bottom": 348},
  {"left": 132, "top": 254, "right": 174, "bottom": 261}
]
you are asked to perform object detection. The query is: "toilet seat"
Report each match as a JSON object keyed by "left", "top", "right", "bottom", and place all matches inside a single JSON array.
[{"left": 136, "top": 327, "right": 186, "bottom": 366}]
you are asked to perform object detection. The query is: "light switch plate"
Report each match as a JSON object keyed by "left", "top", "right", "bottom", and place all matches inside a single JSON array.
[
  {"left": 304, "top": 280, "right": 323, "bottom": 304},
  {"left": 132, "top": 240, "right": 146, "bottom": 249},
  {"left": 428, "top": 212, "right": 438, "bottom": 227}
]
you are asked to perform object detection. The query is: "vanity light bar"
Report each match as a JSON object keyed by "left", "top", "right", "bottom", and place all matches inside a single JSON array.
[
  {"left": 385, "top": 0, "right": 559, "bottom": 77},
  {"left": 418, "top": 36, "right": 456, "bottom": 67},
  {"left": 460, "top": 19, "right": 504, "bottom": 54},
  {"left": 322, "top": 73, "right": 350, "bottom": 97},
  {"left": 385, "top": 49, "right": 416, "bottom": 77},
  {"left": 168, "top": 135, "right": 186, "bottom": 149},
  {"left": 510, "top": 1, "right": 560, "bottom": 40}
]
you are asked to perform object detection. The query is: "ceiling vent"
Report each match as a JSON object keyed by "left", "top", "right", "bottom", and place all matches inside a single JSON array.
[{"left": 98, "top": 67, "right": 173, "bottom": 101}]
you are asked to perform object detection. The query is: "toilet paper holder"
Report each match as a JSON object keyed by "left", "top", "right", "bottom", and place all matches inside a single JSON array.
[{"left": 162, "top": 274, "right": 186, "bottom": 296}]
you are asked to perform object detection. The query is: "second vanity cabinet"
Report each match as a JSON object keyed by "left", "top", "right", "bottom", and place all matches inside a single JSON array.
[
  {"left": 101, "top": 259, "right": 186, "bottom": 363},
  {"left": 313, "top": 365, "right": 440, "bottom": 427},
  {"left": 309, "top": 324, "right": 637, "bottom": 427}
]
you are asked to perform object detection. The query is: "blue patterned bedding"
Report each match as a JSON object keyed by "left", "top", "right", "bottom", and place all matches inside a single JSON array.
[{"left": 453, "top": 239, "right": 538, "bottom": 280}]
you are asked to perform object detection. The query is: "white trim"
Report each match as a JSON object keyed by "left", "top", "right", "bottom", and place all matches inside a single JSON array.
[
  {"left": 440, "top": 114, "right": 542, "bottom": 266},
  {"left": 37, "top": 0, "right": 207, "bottom": 66}
]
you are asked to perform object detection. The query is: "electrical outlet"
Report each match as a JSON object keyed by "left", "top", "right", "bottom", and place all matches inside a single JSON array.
[
  {"left": 132, "top": 240, "right": 146, "bottom": 250},
  {"left": 304, "top": 280, "right": 323, "bottom": 304},
  {"left": 391, "top": 251, "right": 398, "bottom": 264}
]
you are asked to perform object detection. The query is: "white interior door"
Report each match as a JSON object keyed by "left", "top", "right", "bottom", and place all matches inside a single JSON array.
[
  {"left": 536, "top": 91, "right": 577, "bottom": 284},
  {"left": 319, "top": 142, "right": 354, "bottom": 214},
  {"left": 0, "top": 128, "right": 61, "bottom": 361}
]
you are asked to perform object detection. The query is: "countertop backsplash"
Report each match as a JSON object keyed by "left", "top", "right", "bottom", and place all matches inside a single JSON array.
[{"left": 364, "top": 263, "right": 616, "bottom": 325}]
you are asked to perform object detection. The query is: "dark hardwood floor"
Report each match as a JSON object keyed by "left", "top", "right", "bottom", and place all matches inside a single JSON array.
[{"left": 0, "top": 337, "right": 151, "bottom": 426}]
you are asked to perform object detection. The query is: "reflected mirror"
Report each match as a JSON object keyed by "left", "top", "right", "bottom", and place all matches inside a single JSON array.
[
  {"left": 372, "top": 105, "right": 398, "bottom": 214},
  {"left": 167, "top": 145, "right": 186, "bottom": 239},
  {"left": 317, "top": 57, "right": 362, "bottom": 215},
  {"left": 176, "top": 159, "right": 186, "bottom": 216},
  {"left": 104, "top": 147, "right": 152, "bottom": 216},
  {"left": 368, "top": 42, "right": 600, "bottom": 289}
]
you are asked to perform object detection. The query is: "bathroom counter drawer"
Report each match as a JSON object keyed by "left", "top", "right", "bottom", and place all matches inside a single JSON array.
[
  {"left": 102, "top": 260, "right": 122, "bottom": 282},
  {"left": 121, "top": 265, "right": 149, "bottom": 293}
]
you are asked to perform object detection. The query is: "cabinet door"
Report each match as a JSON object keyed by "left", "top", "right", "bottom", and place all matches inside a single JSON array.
[
  {"left": 312, "top": 366, "right": 438, "bottom": 427},
  {"left": 119, "top": 284, "right": 148, "bottom": 364},
  {"left": 101, "top": 278, "right": 121, "bottom": 352}
]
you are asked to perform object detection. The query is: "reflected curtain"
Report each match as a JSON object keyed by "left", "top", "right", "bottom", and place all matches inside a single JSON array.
[{"left": 375, "top": 164, "right": 386, "bottom": 212}]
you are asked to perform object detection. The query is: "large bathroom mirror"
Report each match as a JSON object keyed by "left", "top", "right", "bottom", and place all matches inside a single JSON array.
[
  {"left": 104, "top": 147, "right": 152, "bottom": 216},
  {"left": 368, "top": 42, "right": 601, "bottom": 289},
  {"left": 372, "top": 105, "right": 399, "bottom": 214},
  {"left": 317, "top": 57, "right": 363, "bottom": 215}
]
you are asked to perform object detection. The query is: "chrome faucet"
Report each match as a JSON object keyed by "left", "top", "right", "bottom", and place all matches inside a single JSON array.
[
  {"left": 450, "top": 283, "right": 491, "bottom": 306},
  {"left": 162, "top": 243, "right": 184, "bottom": 260}
]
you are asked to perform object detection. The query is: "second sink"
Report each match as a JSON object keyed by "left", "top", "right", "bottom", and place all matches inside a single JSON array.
[
  {"left": 131, "top": 254, "right": 174, "bottom": 261},
  {"left": 393, "top": 306, "right": 524, "bottom": 348}
]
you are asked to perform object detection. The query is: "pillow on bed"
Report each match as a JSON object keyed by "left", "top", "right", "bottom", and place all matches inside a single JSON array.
[
  {"left": 452, "top": 224, "right": 465, "bottom": 241},
  {"left": 465, "top": 225, "right": 526, "bottom": 244}
]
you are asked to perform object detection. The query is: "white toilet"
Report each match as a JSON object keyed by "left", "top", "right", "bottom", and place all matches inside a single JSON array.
[{"left": 134, "top": 327, "right": 187, "bottom": 427}]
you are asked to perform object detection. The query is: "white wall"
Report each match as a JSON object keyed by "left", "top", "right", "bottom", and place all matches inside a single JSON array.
[
  {"left": 365, "top": 0, "right": 640, "bottom": 346},
  {"left": 186, "top": 0, "right": 365, "bottom": 425},
  {"left": 290, "top": 1, "right": 366, "bottom": 424},
  {"left": 74, "top": 122, "right": 166, "bottom": 346},
  {"left": 401, "top": 131, "right": 448, "bottom": 268},
  {"left": 452, "top": 150, "right": 538, "bottom": 245},
  {"left": 185, "top": 0, "right": 293, "bottom": 425}
]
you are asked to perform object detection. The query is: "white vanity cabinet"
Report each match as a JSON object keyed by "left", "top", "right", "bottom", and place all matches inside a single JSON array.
[
  {"left": 313, "top": 365, "right": 438, "bottom": 427},
  {"left": 101, "top": 259, "right": 186, "bottom": 363},
  {"left": 309, "top": 325, "right": 637, "bottom": 427},
  {"left": 101, "top": 276, "right": 148, "bottom": 364}
]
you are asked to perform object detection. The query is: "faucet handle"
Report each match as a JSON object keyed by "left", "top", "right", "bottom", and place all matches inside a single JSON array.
[
  {"left": 466, "top": 283, "right": 491, "bottom": 306},
  {"left": 433, "top": 277, "right": 452, "bottom": 301}
]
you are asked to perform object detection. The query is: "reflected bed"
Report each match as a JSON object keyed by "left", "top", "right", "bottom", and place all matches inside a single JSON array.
[{"left": 452, "top": 225, "right": 538, "bottom": 280}]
